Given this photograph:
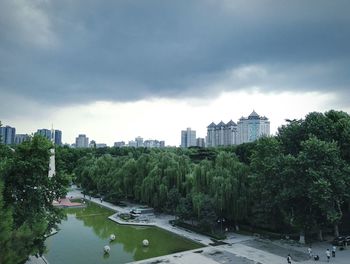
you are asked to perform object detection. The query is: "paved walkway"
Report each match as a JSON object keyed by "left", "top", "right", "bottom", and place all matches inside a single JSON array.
[
  {"left": 26, "top": 256, "right": 49, "bottom": 264},
  {"left": 67, "top": 188, "right": 350, "bottom": 264},
  {"left": 53, "top": 197, "right": 85, "bottom": 208}
]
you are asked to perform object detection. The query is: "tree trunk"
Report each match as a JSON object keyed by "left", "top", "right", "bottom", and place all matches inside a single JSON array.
[
  {"left": 334, "top": 224, "right": 339, "bottom": 237},
  {"left": 299, "top": 230, "right": 305, "bottom": 244},
  {"left": 318, "top": 229, "right": 323, "bottom": 241}
]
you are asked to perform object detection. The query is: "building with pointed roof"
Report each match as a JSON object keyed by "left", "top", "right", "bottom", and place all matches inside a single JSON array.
[
  {"left": 206, "top": 111, "right": 270, "bottom": 146},
  {"left": 206, "top": 120, "right": 237, "bottom": 147},
  {"left": 206, "top": 122, "right": 216, "bottom": 147},
  {"left": 237, "top": 110, "right": 270, "bottom": 144}
]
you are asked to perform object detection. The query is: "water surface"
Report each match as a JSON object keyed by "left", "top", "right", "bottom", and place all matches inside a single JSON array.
[{"left": 45, "top": 201, "right": 202, "bottom": 264}]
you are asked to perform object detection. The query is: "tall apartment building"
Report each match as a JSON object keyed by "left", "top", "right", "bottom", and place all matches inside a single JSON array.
[
  {"left": 75, "top": 134, "right": 89, "bottom": 148},
  {"left": 15, "top": 134, "right": 30, "bottom": 144},
  {"left": 89, "top": 140, "right": 96, "bottom": 148},
  {"left": 181, "top": 128, "right": 196, "bottom": 148},
  {"left": 0, "top": 125, "right": 16, "bottom": 145},
  {"left": 128, "top": 140, "right": 137, "bottom": 147},
  {"left": 54, "top": 130, "right": 62, "bottom": 146},
  {"left": 196, "top": 138, "right": 205, "bottom": 148},
  {"left": 206, "top": 120, "right": 237, "bottom": 147},
  {"left": 236, "top": 110, "right": 270, "bottom": 144},
  {"left": 135, "top": 136, "right": 144, "bottom": 147},
  {"left": 36, "top": 128, "right": 62, "bottom": 145},
  {"left": 36, "top": 129, "right": 51, "bottom": 140},
  {"left": 207, "top": 111, "right": 270, "bottom": 146}
]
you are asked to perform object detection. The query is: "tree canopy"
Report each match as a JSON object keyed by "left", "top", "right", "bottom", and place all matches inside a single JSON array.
[{"left": 0, "top": 123, "right": 68, "bottom": 264}]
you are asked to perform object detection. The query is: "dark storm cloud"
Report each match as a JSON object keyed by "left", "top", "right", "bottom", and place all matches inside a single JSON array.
[{"left": 1, "top": 0, "right": 350, "bottom": 108}]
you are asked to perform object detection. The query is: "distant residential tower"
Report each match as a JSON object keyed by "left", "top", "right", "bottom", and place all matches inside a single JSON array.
[
  {"left": 0, "top": 125, "right": 16, "bottom": 145},
  {"left": 206, "top": 110, "right": 270, "bottom": 146},
  {"left": 75, "top": 134, "right": 89, "bottom": 148},
  {"left": 236, "top": 110, "right": 270, "bottom": 144},
  {"left": 36, "top": 128, "right": 62, "bottom": 145},
  {"left": 181, "top": 128, "right": 196, "bottom": 148}
]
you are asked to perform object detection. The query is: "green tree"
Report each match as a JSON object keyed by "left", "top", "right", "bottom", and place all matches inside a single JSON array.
[
  {"left": 0, "top": 134, "right": 68, "bottom": 263},
  {"left": 0, "top": 179, "right": 14, "bottom": 264},
  {"left": 166, "top": 188, "right": 181, "bottom": 215},
  {"left": 176, "top": 195, "right": 193, "bottom": 222},
  {"left": 297, "top": 137, "right": 350, "bottom": 237}
]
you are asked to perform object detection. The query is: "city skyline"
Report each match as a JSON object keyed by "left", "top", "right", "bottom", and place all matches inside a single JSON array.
[
  {"left": 1, "top": 1, "right": 350, "bottom": 146},
  {"left": 1, "top": 101, "right": 345, "bottom": 147}
]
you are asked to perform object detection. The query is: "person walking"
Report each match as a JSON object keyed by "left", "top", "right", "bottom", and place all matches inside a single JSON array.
[
  {"left": 307, "top": 247, "right": 312, "bottom": 258},
  {"left": 332, "top": 245, "right": 336, "bottom": 257},
  {"left": 287, "top": 254, "right": 292, "bottom": 264},
  {"left": 326, "top": 249, "right": 331, "bottom": 262}
]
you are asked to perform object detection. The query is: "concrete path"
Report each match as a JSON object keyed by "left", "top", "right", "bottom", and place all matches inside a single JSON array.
[
  {"left": 223, "top": 243, "right": 286, "bottom": 263},
  {"left": 26, "top": 255, "right": 49, "bottom": 264}
]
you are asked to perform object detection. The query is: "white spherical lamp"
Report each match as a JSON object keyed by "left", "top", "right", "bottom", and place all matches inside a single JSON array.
[
  {"left": 104, "top": 245, "right": 111, "bottom": 254},
  {"left": 142, "top": 239, "right": 149, "bottom": 247}
]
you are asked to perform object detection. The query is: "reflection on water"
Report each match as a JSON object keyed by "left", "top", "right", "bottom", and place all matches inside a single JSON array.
[{"left": 45, "top": 201, "right": 202, "bottom": 264}]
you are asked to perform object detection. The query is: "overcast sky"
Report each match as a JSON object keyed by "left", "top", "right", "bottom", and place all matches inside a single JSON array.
[{"left": 1, "top": 0, "right": 349, "bottom": 146}]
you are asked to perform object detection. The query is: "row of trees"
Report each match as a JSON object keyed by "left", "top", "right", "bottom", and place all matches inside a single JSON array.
[
  {"left": 0, "top": 122, "right": 68, "bottom": 264},
  {"left": 57, "top": 110, "right": 350, "bottom": 243}
]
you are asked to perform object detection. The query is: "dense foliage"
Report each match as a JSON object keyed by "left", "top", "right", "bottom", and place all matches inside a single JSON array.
[
  {"left": 0, "top": 125, "right": 68, "bottom": 264},
  {"left": 58, "top": 110, "right": 350, "bottom": 242}
]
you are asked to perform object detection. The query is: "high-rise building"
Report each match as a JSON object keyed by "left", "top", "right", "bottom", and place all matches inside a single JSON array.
[
  {"left": 159, "top": 141, "right": 165, "bottom": 148},
  {"left": 181, "top": 128, "right": 196, "bottom": 148},
  {"left": 75, "top": 134, "right": 89, "bottom": 148},
  {"left": 36, "top": 129, "right": 51, "bottom": 140},
  {"left": 237, "top": 110, "right": 270, "bottom": 144},
  {"left": 54, "top": 130, "right": 62, "bottom": 146},
  {"left": 114, "top": 141, "right": 126, "bottom": 147},
  {"left": 135, "top": 136, "right": 144, "bottom": 147},
  {"left": 15, "top": 134, "right": 30, "bottom": 144},
  {"left": 206, "top": 111, "right": 270, "bottom": 146},
  {"left": 206, "top": 120, "right": 237, "bottom": 147},
  {"left": 36, "top": 128, "right": 62, "bottom": 145},
  {"left": 0, "top": 125, "right": 16, "bottom": 145},
  {"left": 128, "top": 140, "right": 137, "bottom": 147},
  {"left": 196, "top": 138, "right": 205, "bottom": 148},
  {"left": 89, "top": 140, "right": 96, "bottom": 148}
]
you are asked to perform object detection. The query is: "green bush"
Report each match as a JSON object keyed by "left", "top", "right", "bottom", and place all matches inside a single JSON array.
[{"left": 171, "top": 220, "right": 226, "bottom": 240}]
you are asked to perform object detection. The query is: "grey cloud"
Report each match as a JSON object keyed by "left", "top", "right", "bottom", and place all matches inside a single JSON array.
[{"left": 0, "top": 0, "right": 350, "bottom": 111}]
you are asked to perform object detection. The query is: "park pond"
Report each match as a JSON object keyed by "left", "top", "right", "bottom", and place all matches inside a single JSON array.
[{"left": 45, "top": 201, "right": 202, "bottom": 264}]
